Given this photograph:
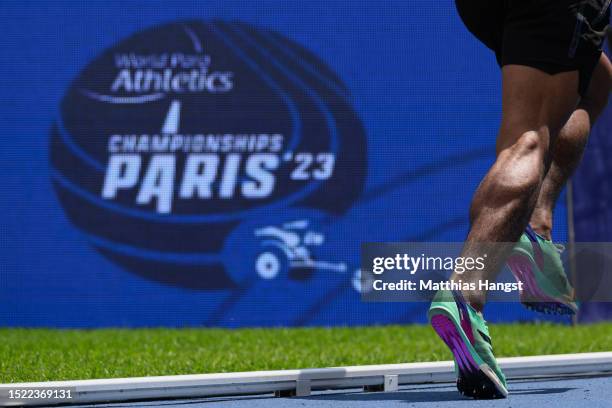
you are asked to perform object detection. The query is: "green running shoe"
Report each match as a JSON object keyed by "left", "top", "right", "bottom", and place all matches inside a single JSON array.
[
  {"left": 428, "top": 289, "right": 508, "bottom": 399},
  {"left": 507, "top": 225, "right": 578, "bottom": 315}
]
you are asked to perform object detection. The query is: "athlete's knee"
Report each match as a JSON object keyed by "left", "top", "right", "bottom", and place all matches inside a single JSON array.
[
  {"left": 504, "top": 130, "right": 548, "bottom": 168},
  {"left": 494, "top": 130, "right": 548, "bottom": 194},
  {"left": 469, "top": 132, "right": 545, "bottom": 224},
  {"left": 509, "top": 130, "right": 546, "bottom": 157}
]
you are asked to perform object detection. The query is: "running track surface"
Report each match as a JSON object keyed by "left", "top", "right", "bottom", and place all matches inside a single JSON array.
[{"left": 73, "top": 375, "right": 612, "bottom": 408}]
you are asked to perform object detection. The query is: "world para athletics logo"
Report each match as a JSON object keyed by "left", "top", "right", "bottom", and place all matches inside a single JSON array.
[{"left": 50, "top": 21, "right": 367, "bottom": 289}]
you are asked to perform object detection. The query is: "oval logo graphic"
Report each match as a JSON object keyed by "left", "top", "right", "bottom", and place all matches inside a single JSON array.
[{"left": 50, "top": 20, "right": 367, "bottom": 289}]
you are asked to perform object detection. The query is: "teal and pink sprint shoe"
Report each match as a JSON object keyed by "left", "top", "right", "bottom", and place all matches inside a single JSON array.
[
  {"left": 428, "top": 289, "right": 508, "bottom": 399},
  {"left": 507, "top": 225, "right": 578, "bottom": 315}
]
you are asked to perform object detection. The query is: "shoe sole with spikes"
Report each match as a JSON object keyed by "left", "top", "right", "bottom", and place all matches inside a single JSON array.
[{"left": 430, "top": 313, "right": 508, "bottom": 399}]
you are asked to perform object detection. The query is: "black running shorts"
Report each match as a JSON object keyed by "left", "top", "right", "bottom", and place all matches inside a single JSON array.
[{"left": 455, "top": 0, "right": 611, "bottom": 95}]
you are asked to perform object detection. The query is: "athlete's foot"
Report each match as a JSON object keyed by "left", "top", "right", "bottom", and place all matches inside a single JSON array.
[
  {"left": 507, "top": 225, "right": 578, "bottom": 315},
  {"left": 428, "top": 289, "right": 508, "bottom": 399}
]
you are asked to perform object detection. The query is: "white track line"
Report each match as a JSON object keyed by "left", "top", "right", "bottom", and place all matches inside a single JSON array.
[{"left": 2, "top": 352, "right": 611, "bottom": 406}]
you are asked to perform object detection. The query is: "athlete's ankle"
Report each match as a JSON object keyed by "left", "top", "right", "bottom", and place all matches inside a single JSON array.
[
  {"left": 528, "top": 208, "right": 553, "bottom": 240},
  {"left": 529, "top": 222, "right": 552, "bottom": 241}
]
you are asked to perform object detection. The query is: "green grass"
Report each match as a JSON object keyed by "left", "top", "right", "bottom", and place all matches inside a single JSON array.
[{"left": 2, "top": 323, "right": 612, "bottom": 383}]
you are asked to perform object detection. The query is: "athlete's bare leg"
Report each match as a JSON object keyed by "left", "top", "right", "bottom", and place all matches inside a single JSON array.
[
  {"left": 452, "top": 65, "right": 581, "bottom": 311},
  {"left": 529, "top": 54, "right": 612, "bottom": 239}
]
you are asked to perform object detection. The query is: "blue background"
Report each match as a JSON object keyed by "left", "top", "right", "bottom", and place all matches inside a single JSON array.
[
  {"left": 0, "top": 0, "right": 580, "bottom": 327},
  {"left": 574, "top": 45, "right": 612, "bottom": 322}
]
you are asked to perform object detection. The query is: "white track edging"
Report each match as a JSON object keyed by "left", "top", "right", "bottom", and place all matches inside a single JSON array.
[{"left": 2, "top": 352, "right": 611, "bottom": 406}]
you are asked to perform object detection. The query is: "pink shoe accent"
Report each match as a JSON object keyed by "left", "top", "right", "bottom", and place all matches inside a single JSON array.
[{"left": 431, "top": 314, "right": 478, "bottom": 374}]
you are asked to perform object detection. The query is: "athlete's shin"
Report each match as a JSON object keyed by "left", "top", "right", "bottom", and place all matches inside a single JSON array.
[{"left": 457, "top": 130, "right": 550, "bottom": 310}]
